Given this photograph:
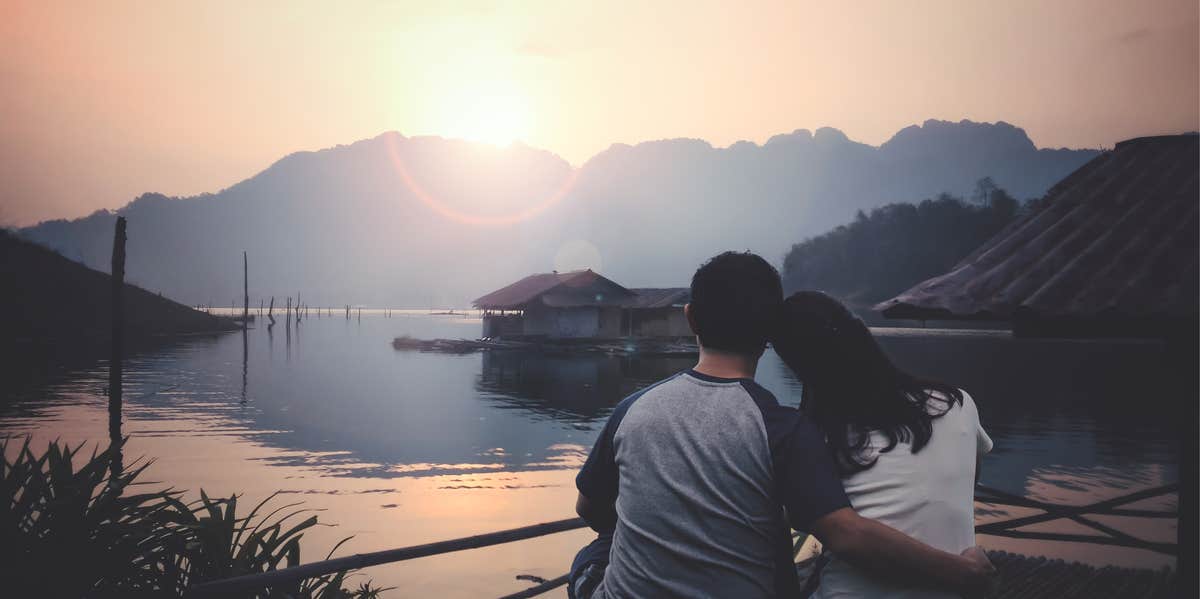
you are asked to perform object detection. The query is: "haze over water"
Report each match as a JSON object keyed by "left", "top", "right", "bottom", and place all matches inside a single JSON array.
[{"left": 0, "top": 313, "right": 1178, "bottom": 596}]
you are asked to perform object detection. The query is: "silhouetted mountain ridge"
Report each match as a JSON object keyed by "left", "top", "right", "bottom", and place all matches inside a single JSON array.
[
  {"left": 0, "top": 230, "right": 236, "bottom": 385},
  {"left": 19, "top": 120, "right": 1099, "bottom": 308}
]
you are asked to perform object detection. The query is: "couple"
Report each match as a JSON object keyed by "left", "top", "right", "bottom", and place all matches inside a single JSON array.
[{"left": 569, "top": 252, "right": 995, "bottom": 599}]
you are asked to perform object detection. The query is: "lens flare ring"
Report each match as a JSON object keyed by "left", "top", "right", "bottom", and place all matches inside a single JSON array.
[{"left": 384, "top": 134, "right": 577, "bottom": 227}]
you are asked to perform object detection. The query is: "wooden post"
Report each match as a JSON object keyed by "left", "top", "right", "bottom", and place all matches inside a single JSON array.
[
  {"left": 108, "top": 216, "right": 127, "bottom": 482},
  {"left": 1170, "top": 326, "right": 1198, "bottom": 597},
  {"left": 267, "top": 296, "right": 276, "bottom": 326}
]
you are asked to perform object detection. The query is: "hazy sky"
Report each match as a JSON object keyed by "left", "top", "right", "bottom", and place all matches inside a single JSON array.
[{"left": 2, "top": 0, "right": 1197, "bottom": 226}]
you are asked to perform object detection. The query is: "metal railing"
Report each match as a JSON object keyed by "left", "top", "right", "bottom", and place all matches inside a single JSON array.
[
  {"left": 189, "top": 483, "right": 1180, "bottom": 598},
  {"left": 975, "top": 482, "right": 1178, "bottom": 556}
]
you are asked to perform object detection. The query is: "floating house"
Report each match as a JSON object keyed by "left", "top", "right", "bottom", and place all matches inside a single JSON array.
[
  {"left": 875, "top": 134, "right": 1199, "bottom": 337},
  {"left": 474, "top": 269, "right": 691, "bottom": 339}
]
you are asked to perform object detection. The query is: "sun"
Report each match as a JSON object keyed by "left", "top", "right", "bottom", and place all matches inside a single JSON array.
[{"left": 441, "top": 83, "right": 531, "bottom": 147}]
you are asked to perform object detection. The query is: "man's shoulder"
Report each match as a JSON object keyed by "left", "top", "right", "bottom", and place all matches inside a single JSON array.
[
  {"left": 736, "top": 385, "right": 824, "bottom": 448},
  {"left": 736, "top": 378, "right": 780, "bottom": 409},
  {"left": 606, "top": 372, "right": 687, "bottom": 427}
]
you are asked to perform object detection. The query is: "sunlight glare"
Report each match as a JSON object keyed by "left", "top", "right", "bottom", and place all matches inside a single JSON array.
[{"left": 441, "top": 81, "right": 531, "bottom": 147}]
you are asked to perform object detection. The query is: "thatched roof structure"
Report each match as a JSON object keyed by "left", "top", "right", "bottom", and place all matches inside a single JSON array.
[
  {"left": 624, "top": 288, "right": 690, "bottom": 309},
  {"left": 875, "top": 134, "right": 1198, "bottom": 336},
  {"left": 474, "top": 269, "right": 635, "bottom": 310}
]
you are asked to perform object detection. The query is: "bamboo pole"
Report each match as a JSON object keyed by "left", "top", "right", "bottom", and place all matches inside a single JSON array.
[
  {"left": 188, "top": 518, "right": 586, "bottom": 597},
  {"left": 108, "top": 216, "right": 127, "bottom": 482}
]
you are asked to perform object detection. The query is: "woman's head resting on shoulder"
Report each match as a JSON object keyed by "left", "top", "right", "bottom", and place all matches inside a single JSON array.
[{"left": 771, "top": 291, "right": 962, "bottom": 474}]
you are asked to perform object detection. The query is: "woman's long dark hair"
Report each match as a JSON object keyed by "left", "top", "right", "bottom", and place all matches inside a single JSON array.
[{"left": 771, "top": 291, "right": 962, "bottom": 474}]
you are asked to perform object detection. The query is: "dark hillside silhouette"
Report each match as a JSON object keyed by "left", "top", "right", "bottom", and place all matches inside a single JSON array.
[
  {"left": 781, "top": 180, "right": 1020, "bottom": 312},
  {"left": 18, "top": 120, "right": 1097, "bottom": 307},
  {"left": 0, "top": 230, "right": 236, "bottom": 386}
]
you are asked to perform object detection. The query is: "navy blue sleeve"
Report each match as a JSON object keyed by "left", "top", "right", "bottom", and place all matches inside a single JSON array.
[
  {"left": 576, "top": 375, "right": 676, "bottom": 502},
  {"left": 576, "top": 408, "right": 622, "bottom": 503},
  {"left": 772, "top": 411, "right": 852, "bottom": 530},
  {"left": 741, "top": 382, "right": 851, "bottom": 531}
]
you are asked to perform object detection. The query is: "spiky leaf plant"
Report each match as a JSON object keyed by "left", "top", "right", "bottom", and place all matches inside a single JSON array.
[{"left": 0, "top": 437, "right": 389, "bottom": 598}]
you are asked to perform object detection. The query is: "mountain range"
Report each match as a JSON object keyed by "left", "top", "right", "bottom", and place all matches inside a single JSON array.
[{"left": 19, "top": 119, "right": 1099, "bottom": 308}]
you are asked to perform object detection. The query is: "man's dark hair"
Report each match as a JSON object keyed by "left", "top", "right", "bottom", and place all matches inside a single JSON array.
[{"left": 688, "top": 251, "right": 783, "bottom": 355}]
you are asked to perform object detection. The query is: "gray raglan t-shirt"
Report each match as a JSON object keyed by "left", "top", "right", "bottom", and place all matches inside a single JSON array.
[{"left": 576, "top": 369, "right": 850, "bottom": 598}]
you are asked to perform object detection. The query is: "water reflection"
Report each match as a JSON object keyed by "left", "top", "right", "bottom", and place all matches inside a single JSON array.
[
  {"left": 240, "top": 328, "right": 248, "bottom": 405},
  {"left": 476, "top": 351, "right": 694, "bottom": 425}
]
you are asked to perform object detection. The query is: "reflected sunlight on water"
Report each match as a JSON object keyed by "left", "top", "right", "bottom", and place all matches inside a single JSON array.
[{"left": 0, "top": 312, "right": 1180, "bottom": 595}]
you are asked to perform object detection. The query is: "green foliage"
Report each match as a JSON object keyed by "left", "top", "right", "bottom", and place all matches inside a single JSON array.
[
  {"left": 0, "top": 437, "right": 180, "bottom": 597},
  {"left": 781, "top": 179, "right": 1021, "bottom": 309},
  {"left": 1, "top": 437, "right": 389, "bottom": 598}
]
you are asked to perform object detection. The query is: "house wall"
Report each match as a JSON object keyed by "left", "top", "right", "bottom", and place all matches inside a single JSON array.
[
  {"left": 523, "top": 306, "right": 600, "bottom": 338},
  {"left": 597, "top": 307, "right": 623, "bottom": 338},
  {"left": 630, "top": 308, "right": 691, "bottom": 337},
  {"left": 482, "top": 313, "right": 523, "bottom": 338}
]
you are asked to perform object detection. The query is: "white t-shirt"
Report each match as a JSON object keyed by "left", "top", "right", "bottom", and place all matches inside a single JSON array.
[{"left": 814, "top": 389, "right": 993, "bottom": 599}]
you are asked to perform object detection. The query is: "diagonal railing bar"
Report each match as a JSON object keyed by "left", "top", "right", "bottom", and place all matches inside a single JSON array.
[
  {"left": 975, "top": 483, "right": 1178, "bottom": 534},
  {"left": 1069, "top": 514, "right": 1153, "bottom": 547},
  {"left": 975, "top": 482, "right": 1179, "bottom": 557}
]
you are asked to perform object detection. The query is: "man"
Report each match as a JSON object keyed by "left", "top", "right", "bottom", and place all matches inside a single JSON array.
[{"left": 569, "top": 251, "right": 995, "bottom": 599}]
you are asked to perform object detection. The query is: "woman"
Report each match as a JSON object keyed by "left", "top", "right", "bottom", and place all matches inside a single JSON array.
[{"left": 772, "top": 291, "right": 993, "bottom": 599}]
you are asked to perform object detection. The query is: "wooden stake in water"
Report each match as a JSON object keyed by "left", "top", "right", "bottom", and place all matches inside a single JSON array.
[{"left": 108, "top": 216, "right": 127, "bottom": 481}]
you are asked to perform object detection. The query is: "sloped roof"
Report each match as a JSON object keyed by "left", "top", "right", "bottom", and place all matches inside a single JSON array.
[
  {"left": 876, "top": 134, "right": 1199, "bottom": 324},
  {"left": 624, "top": 288, "right": 690, "bottom": 309},
  {"left": 473, "top": 270, "right": 634, "bottom": 309}
]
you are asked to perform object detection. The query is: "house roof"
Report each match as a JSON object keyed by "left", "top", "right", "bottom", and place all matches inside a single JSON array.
[
  {"left": 875, "top": 134, "right": 1199, "bottom": 324},
  {"left": 624, "top": 288, "right": 690, "bottom": 309},
  {"left": 473, "top": 269, "right": 634, "bottom": 309}
]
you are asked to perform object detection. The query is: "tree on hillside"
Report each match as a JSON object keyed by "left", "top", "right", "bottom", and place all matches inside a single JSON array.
[{"left": 781, "top": 179, "right": 1020, "bottom": 309}]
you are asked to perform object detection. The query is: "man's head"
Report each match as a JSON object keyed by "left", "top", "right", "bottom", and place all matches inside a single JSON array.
[{"left": 685, "top": 251, "right": 783, "bottom": 356}]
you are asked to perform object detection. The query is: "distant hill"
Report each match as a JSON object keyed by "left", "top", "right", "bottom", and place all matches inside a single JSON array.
[
  {"left": 781, "top": 181, "right": 1022, "bottom": 318},
  {"left": 0, "top": 230, "right": 236, "bottom": 384},
  {"left": 18, "top": 120, "right": 1098, "bottom": 307}
]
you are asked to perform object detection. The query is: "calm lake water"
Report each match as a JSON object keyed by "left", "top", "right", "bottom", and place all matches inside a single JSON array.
[{"left": 1, "top": 311, "right": 1181, "bottom": 596}]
